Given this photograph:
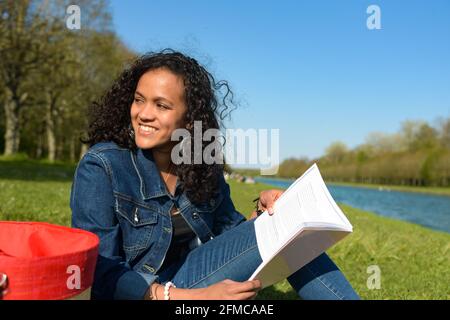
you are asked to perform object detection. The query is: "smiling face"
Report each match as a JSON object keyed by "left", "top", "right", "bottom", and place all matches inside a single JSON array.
[{"left": 130, "top": 68, "right": 188, "bottom": 151}]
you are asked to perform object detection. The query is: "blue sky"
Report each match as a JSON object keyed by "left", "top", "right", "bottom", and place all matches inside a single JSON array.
[{"left": 109, "top": 0, "right": 450, "bottom": 164}]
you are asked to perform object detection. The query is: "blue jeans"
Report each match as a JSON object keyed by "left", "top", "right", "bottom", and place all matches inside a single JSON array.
[{"left": 158, "top": 218, "right": 360, "bottom": 300}]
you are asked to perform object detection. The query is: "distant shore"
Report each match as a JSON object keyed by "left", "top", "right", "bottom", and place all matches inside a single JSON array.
[
  {"left": 326, "top": 181, "right": 450, "bottom": 197},
  {"left": 251, "top": 175, "right": 450, "bottom": 197}
]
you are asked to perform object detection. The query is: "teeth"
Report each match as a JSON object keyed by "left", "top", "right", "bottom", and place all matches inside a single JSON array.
[{"left": 139, "top": 125, "right": 157, "bottom": 133}]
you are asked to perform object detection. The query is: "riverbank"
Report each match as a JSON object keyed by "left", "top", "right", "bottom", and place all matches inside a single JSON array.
[
  {"left": 254, "top": 174, "right": 450, "bottom": 197},
  {"left": 0, "top": 159, "right": 448, "bottom": 299},
  {"left": 327, "top": 181, "right": 450, "bottom": 197}
]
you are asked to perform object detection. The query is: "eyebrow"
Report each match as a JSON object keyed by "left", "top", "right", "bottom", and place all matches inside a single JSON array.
[
  {"left": 134, "top": 91, "right": 174, "bottom": 106},
  {"left": 135, "top": 91, "right": 146, "bottom": 99}
]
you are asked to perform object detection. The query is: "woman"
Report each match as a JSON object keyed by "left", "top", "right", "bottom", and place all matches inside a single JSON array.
[{"left": 71, "top": 50, "right": 359, "bottom": 300}]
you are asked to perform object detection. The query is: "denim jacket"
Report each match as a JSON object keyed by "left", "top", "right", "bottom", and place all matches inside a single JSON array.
[{"left": 70, "top": 141, "right": 246, "bottom": 300}]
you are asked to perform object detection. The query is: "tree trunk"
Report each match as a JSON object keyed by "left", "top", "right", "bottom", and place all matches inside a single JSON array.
[
  {"left": 70, "top": 138, "right": 75, "bottom": 162},
  {"left": 3, "top": 97, "right": 20, "bottom": 156},
  {"left": 46, "top": 94, "right": 56, "bottom": 162},
  {"left": 45, "top": 92, "right": 58, "bottom": 162},
  {"left": 36, "top": 133, "right": 43, "bottom": 158},
  {"left": 56, "top": 136, "right": 64, "bottom": 160}
]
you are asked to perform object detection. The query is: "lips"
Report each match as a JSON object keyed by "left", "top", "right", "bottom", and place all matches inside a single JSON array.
[{"left": 137, "top": 124, "right": 159, "bottom": 136}]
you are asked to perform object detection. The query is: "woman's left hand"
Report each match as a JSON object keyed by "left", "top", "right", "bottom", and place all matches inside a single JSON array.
[{"left": 249, "top": 189, "right": 284, "bottom": 219}]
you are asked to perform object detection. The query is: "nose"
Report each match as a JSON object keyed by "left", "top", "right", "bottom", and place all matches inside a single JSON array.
[{"left": 137, "top": 103, "right": 156, "bottom": 122}]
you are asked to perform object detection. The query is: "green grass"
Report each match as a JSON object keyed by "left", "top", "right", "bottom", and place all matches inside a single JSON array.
[
  {"left": 1, "top": 159, "right": 449, "bottom": 299},
  {"left": 0, "top": 158, "right": 75, "bottom": 226}
]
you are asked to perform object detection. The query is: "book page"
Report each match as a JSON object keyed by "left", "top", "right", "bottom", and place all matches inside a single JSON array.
[{"left": 254, "top": 163, "right": 351, "bottom": 262}]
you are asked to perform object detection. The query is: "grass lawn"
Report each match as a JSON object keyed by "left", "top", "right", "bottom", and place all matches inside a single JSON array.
[{"left": 1, "top": 158, "right": 449, "bottom": 299}]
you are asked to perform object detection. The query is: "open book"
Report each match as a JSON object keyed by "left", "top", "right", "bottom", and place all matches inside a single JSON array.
[{"left": 249, "top": 163, "right": 352, "bottom": 288}]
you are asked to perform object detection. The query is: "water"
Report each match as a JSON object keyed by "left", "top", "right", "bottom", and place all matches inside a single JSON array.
[{"left": 254, "top": 177, "right": 450, "bottom": 233}]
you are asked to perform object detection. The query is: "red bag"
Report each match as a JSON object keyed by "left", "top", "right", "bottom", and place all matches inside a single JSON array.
[{"left": 0, "top": 221, "right": 99, "bottom": 300}]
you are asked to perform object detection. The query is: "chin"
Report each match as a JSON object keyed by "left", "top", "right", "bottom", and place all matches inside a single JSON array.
[{"left": 134, "top": 137, "right": 158, "bottom": 149}]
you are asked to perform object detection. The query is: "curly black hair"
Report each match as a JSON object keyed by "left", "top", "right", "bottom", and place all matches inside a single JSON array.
[{"left": 82, "top": 49, "right": 235, "bottom": 204}]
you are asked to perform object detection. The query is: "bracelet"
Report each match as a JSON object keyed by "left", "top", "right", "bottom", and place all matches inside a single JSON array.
[{"left": 164, "top": 281, "right": 176, "bottom": 300}]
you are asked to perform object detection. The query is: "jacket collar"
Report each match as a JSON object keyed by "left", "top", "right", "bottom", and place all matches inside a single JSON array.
[{"left": 131, "top": 148, "right": 182, "bottom": 201}]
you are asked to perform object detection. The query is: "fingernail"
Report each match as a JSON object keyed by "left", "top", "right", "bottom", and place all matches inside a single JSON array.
[{"left": 269, "top": 207, "right": 273, "bottom": 215}]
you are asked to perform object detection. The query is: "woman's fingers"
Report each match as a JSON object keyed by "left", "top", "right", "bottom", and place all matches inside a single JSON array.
[
  {"left": 259, "top": 189, "right": 283, "bottom": 215},
  {"left": 213, "top": 279, "right": 262, "bottom": 300}
]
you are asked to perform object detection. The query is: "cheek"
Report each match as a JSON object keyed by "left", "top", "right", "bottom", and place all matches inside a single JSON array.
[
  {"left": 173, "top": 109, "right": 187, "bottom": 128},
  {"left": 162, "top": 113, "right": 185, "bottom": 132},
  {"left": 130, "top": 104, "right": 138, "bottom": 119}
]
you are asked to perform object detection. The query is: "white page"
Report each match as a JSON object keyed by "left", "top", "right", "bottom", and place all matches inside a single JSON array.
[{"left": 253, "top": 163, "right": 352, "bottom": 266}]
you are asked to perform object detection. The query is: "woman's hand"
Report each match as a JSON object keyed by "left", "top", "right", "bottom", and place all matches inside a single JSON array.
[
  {"left": 198, "top": 279, "right": 262, "bottom": 300},
  {"left": 249, "top": 189, "right": 284, "bottom": 219},
  {"left": 148, "top": 279, "right": 261, "bottom": 300}
]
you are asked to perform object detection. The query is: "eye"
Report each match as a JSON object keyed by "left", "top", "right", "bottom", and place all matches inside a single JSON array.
[
  {"left": 134, "top": 97, "right": 143, "bottom": 104},
  {"left": 157, "top": 103, "right": 169, "bottom": 110}
]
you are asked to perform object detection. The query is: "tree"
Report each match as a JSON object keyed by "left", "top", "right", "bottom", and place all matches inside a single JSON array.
[
  {"left": 438, "top": 117, "right": 450, "bottom": 149},
  {"left": 365, "top": 131, "right": 405, "bottom": 155},
  {"left": 32, "top": 21, "right": 77, "bottom": 161},
  {"left": 413, "top": 123, "right": 438, "bottom": 150},
  {"left": 277, "top": 118, "right": 450, "bottom": 186},
  {"left": 0, "top": 0, "right": 53, "bottom": 155},
  {"left": 325, "top": 141, "right": 348, "bottom": 164},
  {"left": 401, "top": 120, "right": 438, "bottom": 151},
  {"left": 0, "top": 0, "right": 134, "bottom": 161},
  {"left": 70, "top": 31, "right": 135, "bottom": 160}
]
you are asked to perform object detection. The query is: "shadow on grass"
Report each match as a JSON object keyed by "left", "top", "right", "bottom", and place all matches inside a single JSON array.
[
  {"left": 0, "top": 159, "right": 77, "bottom": 182},
  {"left": 256, "top": 285, "right": 299, "bottom": 300}
]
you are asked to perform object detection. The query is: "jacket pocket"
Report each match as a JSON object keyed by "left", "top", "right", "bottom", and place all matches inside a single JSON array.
[{"left": 115, "top": 195, "right": 159, "bottom": 261}]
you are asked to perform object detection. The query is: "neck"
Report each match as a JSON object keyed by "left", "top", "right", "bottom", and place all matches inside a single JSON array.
[{"left": 152, "top": 147, "right": 173, "bottom": 172}]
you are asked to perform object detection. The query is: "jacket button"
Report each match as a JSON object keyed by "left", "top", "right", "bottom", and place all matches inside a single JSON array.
[
  {"left": 163, "top": 227, "right": 172, "bottom": 233},
  {"left": 192, "top": 212, "right": 199, "bottom": 219},
  {"left": 144, "top": 264, "right": 155, "bottom": 273}
]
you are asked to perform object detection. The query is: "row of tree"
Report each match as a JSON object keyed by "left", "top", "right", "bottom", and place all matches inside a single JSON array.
[
  {"left": 278, "top": 119, "right": 450, "bottom": 187},
  {"left": 0, "top": 0, "right": 135, "bottom": 162}
]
